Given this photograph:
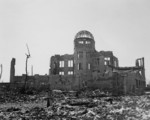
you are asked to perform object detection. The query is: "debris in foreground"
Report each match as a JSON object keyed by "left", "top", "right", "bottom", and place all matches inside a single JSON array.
[{"left": 0, "top": 90, "right": 150, "bottom": 120}]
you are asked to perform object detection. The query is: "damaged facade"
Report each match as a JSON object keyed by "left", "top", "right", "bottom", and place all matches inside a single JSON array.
[
  {"left": 49, "top": 30, "right": 146, "bottom": 95},
  {"left": 9, "top": 30, "right": 145, "bottom": 95}
]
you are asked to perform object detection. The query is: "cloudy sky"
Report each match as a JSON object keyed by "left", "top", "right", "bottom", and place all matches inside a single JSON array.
[{"left": 0, "top": 0, "right": 150, "bottom": 83}]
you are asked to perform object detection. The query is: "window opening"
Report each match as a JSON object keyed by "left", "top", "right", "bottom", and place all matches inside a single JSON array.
[
  {"left": 104, "top": 61, "right": 107, "bottom": 65},
  {"left": 79, "top": 41, "right": 84, "bottom": 44},
  {"left": 68, "top": 71, "right": 73, "bottom": 75},
  {"left": 88, "top": 63, "right": 91, "bottom": 70},
  {"left": 97, "top": 58, "right": 99, "bottom": 65},
  {"left": 85, "top": 41, "right": 91, "bottom": 44},
  {"left": 105, "top": 57, "right": 110, "bottom": 60},
  {"left": 77, "top": 52, "right": 83, "bottom": 58},
  {"left": 68, "top": 60, "right": 73, "bottom": 67},
  {"left": 78, "top": 63, "right": 82, "bottom": 70},
  {"left": 59, "top": 61, "right": 64, "bottom": 67},
  {"left": 59, "top": 71, "right": 64, "bottom": 75}
]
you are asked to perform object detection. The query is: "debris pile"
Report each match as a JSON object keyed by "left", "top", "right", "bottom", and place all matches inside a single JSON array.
[{"left": 0, "top": 89, "right": 150, "bottom": 119}]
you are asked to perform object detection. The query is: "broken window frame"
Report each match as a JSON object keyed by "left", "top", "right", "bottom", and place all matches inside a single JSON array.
[
  {"left": 59, "top": 71, "right": 64, "bottom": 75},
  {"left": 104, "top": 57, "right": 110, "bottom": 61},
  {"left": 104, "top": 61, "right": 107, "bottom": 65},
  {"left": 77, "top": 52, "right": 83, "bottom": 59},
  {"left": 68, "top": 60, "right": 73, "bottom": 67},
  {"left": 97, "top": 58, "right": 100, "bottom": 65},
  {"left": 68, "top": 71, "right": 73, "bottom": 75},
  {"left": 136, "top": 79, "right": 138, "bottom": 88},
  {"left": 88, "top": 63, "right": 91, "bottom": 70},
  {"left": 59, "top": 61, "right": 64, "bottom": 68},
  {"left": 104, "top": 57, "right": 111, "bottom": 66},
  {"left": 78, "top": 41, "right": 84, "bottom": 44},
  {"left": 139, "top": 71, "right": 142, "bottom": 75},
  {"left": 85, "top": 41, "right": 91, "bottom": 44},
  {"left": 78, "top": 63, "right": 82, "bottom": 70}
]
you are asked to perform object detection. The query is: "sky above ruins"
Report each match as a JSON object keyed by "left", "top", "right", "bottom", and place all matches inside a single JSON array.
[{"left": 0, "top": 0, "right": 150, "bottom": 83}]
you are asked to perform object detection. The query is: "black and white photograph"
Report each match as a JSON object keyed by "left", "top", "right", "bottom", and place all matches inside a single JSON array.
[{"left": 0, "top": 0, "right": 150, "bottom": 119}]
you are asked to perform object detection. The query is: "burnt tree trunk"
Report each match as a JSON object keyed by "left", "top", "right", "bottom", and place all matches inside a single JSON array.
[{"left": 21, "top": 55, "right": 29, "bottom": 94}]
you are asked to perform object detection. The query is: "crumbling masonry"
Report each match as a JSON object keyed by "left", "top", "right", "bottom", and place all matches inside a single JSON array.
[
  {"left": 49, "top": 30, "right": 146, "bottom": 94},
  {"left": 9, "top": 30, "right": 146, "bottom": 94}
]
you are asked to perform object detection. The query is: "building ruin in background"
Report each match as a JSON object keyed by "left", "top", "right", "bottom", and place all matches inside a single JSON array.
[
  {"left": 9, "top": 30, "right": 146, "bottom": 95},
  {"left": 49, "top": 30, "right": 146, "bottom": 95},
  {"left": 9, "top": 58, "right": 49, "bottom": 89}
]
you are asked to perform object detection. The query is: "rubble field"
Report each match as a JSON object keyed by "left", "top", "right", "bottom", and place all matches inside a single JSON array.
[{"left": 0, "top": 89, "right": 150, "bottom": 120}]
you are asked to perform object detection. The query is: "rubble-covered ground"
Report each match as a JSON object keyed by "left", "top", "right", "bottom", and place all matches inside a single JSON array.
[{"left": 0, "top": 89, "right": 150, "bottom": 120}]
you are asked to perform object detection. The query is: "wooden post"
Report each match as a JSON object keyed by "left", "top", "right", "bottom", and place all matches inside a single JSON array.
[{"left": 47, "top": 84, "right": 53, "bottom": 107}]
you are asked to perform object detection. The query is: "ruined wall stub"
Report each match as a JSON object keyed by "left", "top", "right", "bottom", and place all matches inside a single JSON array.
[
  {"left": 136, "top": 57, "right": 145, "bottom": 80},
  {"left": 10, "top": 58, "right": 15, "bottom": 83}
]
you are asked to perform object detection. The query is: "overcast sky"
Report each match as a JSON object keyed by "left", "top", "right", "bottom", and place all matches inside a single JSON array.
[{"left": 0, "top": 0, "right": 150, "bottom": 83}]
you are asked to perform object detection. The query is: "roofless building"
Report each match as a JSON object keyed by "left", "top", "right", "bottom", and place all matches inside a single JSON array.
[
  {"left": 9, "top": 30, "right": 146, "bottom": 95},
  {"left": 49, "top": 30, "right": 145, "bottom": 94}
]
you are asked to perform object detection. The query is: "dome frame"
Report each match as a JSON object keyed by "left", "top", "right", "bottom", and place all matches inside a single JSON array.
[{"left": 75, "top": 30, "right": 94, "bottom": 40}]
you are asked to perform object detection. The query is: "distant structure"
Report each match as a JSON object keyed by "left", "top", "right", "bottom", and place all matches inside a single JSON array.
[
  {"left": 10, "top": 58, "right": 15, "bottom": 83},
  {"left": 8, "top": 30, "right": 146, "bottom": 95},
  {"left": 9, "top": 58, "right": 49, "bottom": 89},
  {"left": 49, "top": 30, "right": 146, "bottom": 94}
]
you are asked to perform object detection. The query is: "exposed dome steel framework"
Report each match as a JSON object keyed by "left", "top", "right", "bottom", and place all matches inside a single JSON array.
[{"left": 75, "top": 30, "right": 94, "bottom": 40}]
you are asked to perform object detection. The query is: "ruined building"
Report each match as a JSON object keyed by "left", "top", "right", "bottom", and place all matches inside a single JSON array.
[
  {"left": 9, "top": 30, "right": 146, "bottom": 94},
  {"left": 10, "top": 58, "right": 49, "bottom": 89},
  {"left": 49, "top": 30, "right": 146, "bottom": 94}
]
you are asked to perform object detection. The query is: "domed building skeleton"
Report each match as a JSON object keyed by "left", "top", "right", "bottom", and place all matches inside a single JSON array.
[
  {"left": 49, "top": 30, "right": 146, "bottom": 94},
  {"left": 50, "top": 30, "right": 118, "bottom": 75},
  {"left": 9, "top": 30, "right": 146, "bottom": 95}
]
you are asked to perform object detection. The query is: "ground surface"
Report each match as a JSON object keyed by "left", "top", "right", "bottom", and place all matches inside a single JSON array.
[{"left": 0, "top": 90, "right": 150, "bottom": 120}]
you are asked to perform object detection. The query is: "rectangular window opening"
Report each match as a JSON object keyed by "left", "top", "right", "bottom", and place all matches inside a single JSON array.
[
  {"left": 59, "top": 61, "right": 64, "bottom": 68},
  {"left": 79, "top": 41, "right": 84, "bottom": 44},
  {"left": 68, "top": 60, "right": 73, "bottom": 67},
  {"left": 88, "top": 63, "right": 91, "bottom": 70},
  {"left": 68, "top": 71, "right": 73, "bottom": 75},
  {"left": 59, "top": 71, "right": 64, "bottom": 75},
  {"left": 85, "top": 41, "right": 91, "bottom": 44},
  {"left": 78, "top": 63, "right": 82, "bottom": 70},
  {"left": 104, "top": 61, "right": 107, "bottom": 65},
  {"left": 104, "top": 57, "right": 111, "bottom": 65},
  {"left": 97, "top": 58, "right": 99, "bottom": 65},
  {"left": 77, "top": 52, "right": 83, "bottom": 59},
  {"left": 105, "top": 57, "right": 110, "bottom": 61}
]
